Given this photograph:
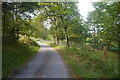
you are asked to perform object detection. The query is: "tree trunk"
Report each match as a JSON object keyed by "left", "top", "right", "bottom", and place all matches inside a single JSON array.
[
  {"left": 64, "top": 27, "right": 69, "bottom": 47},
  {"left": 66, "top": 36, "right": 69, "bottom": 47},
  {"left": 61, "top": 17, "right": 69, "bottom": 47},
  {"left": 56, "top": 36, "right": 59, "bottom": 45},
  {"left": 3, "top": 3, "right": 6, "bottom": 44},
  {"left": 12, "top": 3, "right": 15, "bottom": 43},
  {"left": 118, "top": 31, "right": 120, "bottom": 54}
]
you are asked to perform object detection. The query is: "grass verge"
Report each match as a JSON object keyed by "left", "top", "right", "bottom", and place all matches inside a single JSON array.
[
  {"left": 2, "top": 39, "right": 40, "bottom": 78},
  {"left": 44, "top": 42, "right": 119, "bottom": 78}
]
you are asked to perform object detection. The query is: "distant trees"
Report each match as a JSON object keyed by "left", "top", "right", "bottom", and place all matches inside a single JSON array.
[
  {"left": 4, "top": 2, "right": 119, "bottom": 51},
  {"left": 2, "top": 2, "right": 89, "bottom": 47},
  {"left": 33, "top": 2, "right": 88, "bottom": 47}
]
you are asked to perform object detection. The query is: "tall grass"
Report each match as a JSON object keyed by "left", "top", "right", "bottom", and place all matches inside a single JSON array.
[
  {"left": 44, "top": 42, "right": 118, "bottom": 78},
  {"left": 2, "top": 40, "right": 40, "bottom": 78}
]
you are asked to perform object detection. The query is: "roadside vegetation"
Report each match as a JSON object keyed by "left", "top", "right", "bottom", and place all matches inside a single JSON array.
[
  {"left": 2, "top": 2, "right": 40, "bottom": 78},
  {"left": 43, "top": 42, "right": 118, "bottom": 78},
  {"left": 2, "top": 39, "right": 40, "bottom": 78},
  {"left": 2, "top": 1, "right": 119, "bottom": 78},
  {"left": 39, "top": 2, "right": 119, "bottom": 78}
]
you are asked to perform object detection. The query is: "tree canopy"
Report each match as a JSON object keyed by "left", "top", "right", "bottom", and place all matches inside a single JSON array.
[
  {"left": 87, "top": 2, "right": 120, "bottom": 51},
  {"left": 2, "top": 2, "right": 119, "bottom": 52}
]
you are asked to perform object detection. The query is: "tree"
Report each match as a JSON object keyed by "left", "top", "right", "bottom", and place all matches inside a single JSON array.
[
  {"left": 35, "top": 2, "right": 86, "bottom": 47},
  {"left": 2, "top": 2, "right": 39, "bottom": 45},
  {"left": 87, "top": 2, "right": 120, "bottom": 51}
]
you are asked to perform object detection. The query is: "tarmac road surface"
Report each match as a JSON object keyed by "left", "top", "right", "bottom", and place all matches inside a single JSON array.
[{"left": 11, "top": 42, "right": 70, "bottom": 78}]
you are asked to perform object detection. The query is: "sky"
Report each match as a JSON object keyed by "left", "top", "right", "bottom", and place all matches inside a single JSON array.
[{"left": 77, "top": 0, "right": 95, "bottom": 20}]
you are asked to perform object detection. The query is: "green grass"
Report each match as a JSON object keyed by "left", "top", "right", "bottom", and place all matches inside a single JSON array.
[
  {"left": 44, "top": 42, "right": 119, "bottom": 78},
  {"left": 2, "top": 40, "right": 40, "bottom": 78}
]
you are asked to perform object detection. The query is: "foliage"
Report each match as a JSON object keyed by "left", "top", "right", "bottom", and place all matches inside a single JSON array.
[
  {"left": 87, "top": 2, "right": 120, "bottom": 52},
  {"left": 48, "top": 43, "right": 118, "bottom": 78},
  {"left": 2, "top": 1, "right": 119, "bottom": 78},
  {"left": 2, "top": 39, "right": 40, "bottom": 78},
  {"left": 32, "top": 2, "right": 88, "bottom": 47},
  {"left": 2, "top": 2, "right": 39, "bottom": 45}
]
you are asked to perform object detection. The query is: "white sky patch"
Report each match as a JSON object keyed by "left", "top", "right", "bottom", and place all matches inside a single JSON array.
[
  {"left": 43, "top": 19, "right": 52, "bottom": 29},
  {"left": 77, "top": 0, "right": 95, "bottom": 20}
]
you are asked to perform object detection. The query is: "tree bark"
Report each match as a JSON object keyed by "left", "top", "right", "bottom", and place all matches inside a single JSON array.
[
  {"left": 66, "top": 36, "right": 69, "bottom": 47},
  {"left": 64, "top": 27, "right": 69, "bottom": 47},
  {"left": 61, "top": 17, "right": 69, "bottom": 47},
  {"left": 56, "top": 36, "right": 59, "bottom": 45},
  {"left": 3, "top": 3, "right": 6, "bottom": 44}
]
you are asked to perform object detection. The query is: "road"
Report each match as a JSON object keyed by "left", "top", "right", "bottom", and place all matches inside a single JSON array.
[{"left": 11, "top": 42, "right": 70, "bottom": 78}]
